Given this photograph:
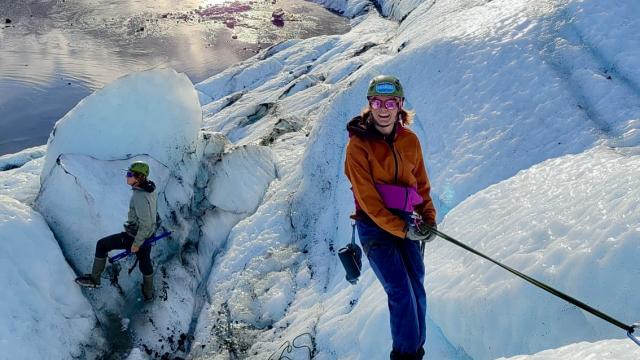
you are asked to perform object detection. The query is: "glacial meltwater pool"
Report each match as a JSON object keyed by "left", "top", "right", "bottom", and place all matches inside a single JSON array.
[{"left": 0, "top": 0, "right": 350, "bottom": 155}]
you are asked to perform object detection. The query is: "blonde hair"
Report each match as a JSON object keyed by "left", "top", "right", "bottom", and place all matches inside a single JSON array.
[{"left": 360, "top": 107, "right": 415, "bottom": 125}]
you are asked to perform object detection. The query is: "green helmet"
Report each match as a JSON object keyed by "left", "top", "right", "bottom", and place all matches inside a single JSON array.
[
  {"left": 367, "top": 75, "right": 404, "bottom": 98},
  {"left": 128, "top": 161, "right": 150, "bottom": 177}
]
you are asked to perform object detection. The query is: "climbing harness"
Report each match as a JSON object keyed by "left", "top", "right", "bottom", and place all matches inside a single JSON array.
[{"left": 423, "top": 225, "right": 640, "bottom": 347}]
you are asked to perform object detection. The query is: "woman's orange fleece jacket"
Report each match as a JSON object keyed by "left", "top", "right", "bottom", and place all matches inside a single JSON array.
[{"left": 344, "top": 116, "right": 436, "bottom": 238}]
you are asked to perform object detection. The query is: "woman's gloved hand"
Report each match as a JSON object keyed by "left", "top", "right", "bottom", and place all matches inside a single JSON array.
[{"left": 406, "top": 221, "right": 437, "bottom": 242}]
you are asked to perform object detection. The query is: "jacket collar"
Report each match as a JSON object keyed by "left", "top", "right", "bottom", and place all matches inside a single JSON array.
[
  {"left": 132, "top": 180, "right": 156, "bottom": 193},
  {"left": 347, "top": 114, "right": 402, "bottom": 143}
]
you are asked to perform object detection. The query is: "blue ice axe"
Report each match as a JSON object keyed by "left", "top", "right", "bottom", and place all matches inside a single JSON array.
[{"left": 108, "top": 231, "right": 172, "bottom": 264}]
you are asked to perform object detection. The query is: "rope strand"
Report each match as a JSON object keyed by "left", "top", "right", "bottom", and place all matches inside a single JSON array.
[{"left": 426, "top": 226, "right": 636, "bottom": 333}]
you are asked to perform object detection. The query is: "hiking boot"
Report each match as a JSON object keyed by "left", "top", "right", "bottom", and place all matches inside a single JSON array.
[
  {"left": 75, "top": 274, "right": 100, "bottom": 288},
  {"left": 390, "top": 348, "right": 425, "bottom": 360},
  {"left": 75, "top": 257, "right": 106, "bottom": 288},
  {"left": 91, "top": 257, "right": 107, "bottom": 285},
  {"left": 141, "top": 274, "right": 154, "bottom": 302}
]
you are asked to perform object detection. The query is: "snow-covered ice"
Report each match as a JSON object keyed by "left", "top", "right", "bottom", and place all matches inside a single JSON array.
[
  {"left": 34, "top": 68, "right": 207, "bottom": 357},
  {"left": 0, "top": 145, "right": 46, "bottom": 171},
  {"left": 205, "top": 145, "right": 276, "bottom": 214},
  {"left": 35, "top": 67, "right": 202, "bottom": 263},
  {"left": 499, "top": 338, "right": 640, "bottom": 360},
  {"left": 30, "top": 67, "right": 283, "bottom": 357},
  {"left": 429, "top": 146, "right": 640, "bottom": 359},
  {"left": 0, "top": 195, "right": 96, "bottom": 359},
  {"left": 0, "top": 156, "right": 43, "bottom": 205},
  {"left": 0, "top": 145, "right": 47, "bottom": 204},
  {"left": 41, "top": 68, "right": 202, "bottom": 179},
  {"left": 1, "top": 0, "right": 640, "bottom": 358},
  {"left": 188, "top": 0, "right": 640, "bottom": 358}
]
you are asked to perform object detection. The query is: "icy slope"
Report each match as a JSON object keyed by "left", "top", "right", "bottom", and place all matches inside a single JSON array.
[
  {"left": 197, "top": 0, "right": 640, "bottom": 218},
  {"left": 429, "top": 146, "right": 640, "bottom": 359},
  {"left": 499, "top": 338, "right": 640, "bottom": 360},
  {"left": 0, "top": 195, "right": 97, "bottom": 359},
  {"left": 188, "top": 0, "right": 640, "bottom": 358},
  {"left": 33, "top": 69, "right": 205, "bottom": 357},
  {"left": 29, "top": 68, "right": 279, "bottom": 358},
  {"left": 0, "top": 0, "right": 638, "bottom": 358}
]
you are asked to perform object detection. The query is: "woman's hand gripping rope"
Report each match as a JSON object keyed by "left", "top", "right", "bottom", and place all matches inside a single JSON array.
[
  {"left": 406, "top": 213, "right": 437, "bottom": 256},
  {"left": 406, "top": 213, "right": 437, "bottom": 242}
]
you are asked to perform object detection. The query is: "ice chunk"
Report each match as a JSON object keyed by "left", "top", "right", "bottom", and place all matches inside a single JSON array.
[
  {"left": 0, "top": 195, "right": 96, "bottom": 359},
  {"left": 0, "top": 145, "right": 46, "bottom": 171},
  {"left": 42, "top": 68, "right": 202, "bottom": 180},
  {"left": 0, "top": 157, "right": 44, "bottom": 204},
  {"left": 206, "top": 145, "right": 276, "bottom": 213}
]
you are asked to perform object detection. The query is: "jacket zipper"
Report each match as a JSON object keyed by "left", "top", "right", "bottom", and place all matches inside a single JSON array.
[
  {"left": 389, "top": 143, "right": 399, "bottom": 184},
  {"left": 388, "top": 134, "right": 409, "bottom": 211}
]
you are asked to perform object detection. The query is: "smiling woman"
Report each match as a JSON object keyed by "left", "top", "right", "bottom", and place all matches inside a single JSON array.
[
  {"left": 345, "top": 75, "right": 437, "bottom": 360},
  {"left": 0, "top": 0, "right": 350, "bottom": 155}
]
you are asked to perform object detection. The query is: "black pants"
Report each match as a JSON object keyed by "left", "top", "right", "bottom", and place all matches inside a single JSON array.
[{"left": 95, "top": 232, "right": 153, "bottom": 275}]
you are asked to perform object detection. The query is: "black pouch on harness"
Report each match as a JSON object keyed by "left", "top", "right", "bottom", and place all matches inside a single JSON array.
[{"left": 338, "top": 224, "right": 362, "bottom": 285}]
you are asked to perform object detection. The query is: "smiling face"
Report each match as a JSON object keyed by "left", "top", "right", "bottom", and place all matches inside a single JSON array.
[
  {"left": 369, "top": 96, "right": 401, "bottom": 135},
  {"left": 126, "top": 174, "right": 137, "bottom": 186}
]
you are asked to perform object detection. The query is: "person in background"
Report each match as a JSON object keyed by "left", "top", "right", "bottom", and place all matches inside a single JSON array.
[
  {"left": 345, "top": 75, "right": 437, "bottom": 359},
  {"left": 75, "top": 161, "right": 158, "bottom": 302}
]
